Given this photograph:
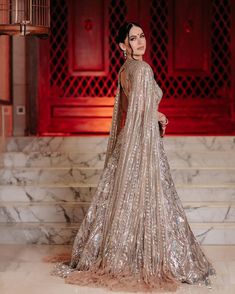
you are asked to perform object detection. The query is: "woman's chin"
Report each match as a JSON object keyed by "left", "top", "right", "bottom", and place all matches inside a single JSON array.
[{"left": 136, "top": 51, "right": 146, "bottom": 56}]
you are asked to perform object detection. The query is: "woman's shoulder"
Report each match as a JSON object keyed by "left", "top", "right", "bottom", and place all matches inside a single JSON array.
[
  {"left": 129, "top": 59, "right": 153, "bottom": 77},
  {"left": 125, "top": 59, "right": 151, "bottom": 68},
  {"left": 136, "top": 59, "right": 151, "bottom": 67}
]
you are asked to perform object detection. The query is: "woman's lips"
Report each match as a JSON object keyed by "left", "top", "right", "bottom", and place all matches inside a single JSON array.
[{"left": 137, "top": 46, "right": 145, "bottom": 50}]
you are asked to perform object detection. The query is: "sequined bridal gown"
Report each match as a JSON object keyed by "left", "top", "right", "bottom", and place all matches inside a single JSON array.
[{"left": 47, "top": 58, "right": 216, "bottom": 292}]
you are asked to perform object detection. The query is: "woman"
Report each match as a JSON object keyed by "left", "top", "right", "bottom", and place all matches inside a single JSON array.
[{"left": 46, "top": 22, "right": 216, "bottom": 292}]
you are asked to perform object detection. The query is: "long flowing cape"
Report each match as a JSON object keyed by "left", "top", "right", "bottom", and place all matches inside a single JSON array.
[{"left": 47, "top": 59, "right": 215, "bottom": 292}]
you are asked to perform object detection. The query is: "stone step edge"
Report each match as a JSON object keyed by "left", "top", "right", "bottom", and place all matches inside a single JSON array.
[
  {"left": 0, "top": 222, "right": 234, "bottom": 229},
  {"left": 0, "top": 201, "right": 234, "bottom": 208},
  {"left": 2, "top": 150, "right": 235, "bottom": 155},
  {"left": 1, "top": 165, "right": 235, "bottom": 170},
  {"left": 1, "top": 183, "right": 235, "bottom": 188},
  {"left": 1, "top": 166, "right": 235, "bottom": 171},
  {"left": 6, "top": 135, "right": 235, "bottom": 139}
]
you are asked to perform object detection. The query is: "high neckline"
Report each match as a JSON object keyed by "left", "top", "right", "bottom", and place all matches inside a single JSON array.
[
  {"left": 125, "top": 58, "right": 141, "bottom": 62},
  {"left": 124, "top": 58, "right": 142, "bottom": 67}
]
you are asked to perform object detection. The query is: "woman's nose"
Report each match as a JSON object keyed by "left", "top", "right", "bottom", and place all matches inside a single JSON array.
[{"left": 138, "top": 37, "right": 144, "bottom": 45}]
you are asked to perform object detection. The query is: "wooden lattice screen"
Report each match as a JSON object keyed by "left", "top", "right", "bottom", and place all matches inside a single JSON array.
[
  {"left": 50, "top": 0, "right": 231, "bottom": 99},
  {"left": 50, "top": 0, "right": 127, "bottom": 98}
]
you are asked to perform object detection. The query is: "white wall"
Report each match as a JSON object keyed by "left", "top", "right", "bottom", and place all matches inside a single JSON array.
[{"left": 12, "top": 37, "right": 26, "bottom": 136}]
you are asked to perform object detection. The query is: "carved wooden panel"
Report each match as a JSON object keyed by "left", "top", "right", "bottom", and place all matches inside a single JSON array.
[
  {"left": 168, "top": 0, "right": 211, "bottom": 76},
  {"left": 68, "top": 0, "right": 109, "bottom": 76},
  {"left": 49, "top": 97, "right": 113, "bottom": 133},
  {"left": 231, "top": 0, "right": 235, "bottom": 121},
  {"left": 0, "top": 36, "right": 11, "bottom": 104}
]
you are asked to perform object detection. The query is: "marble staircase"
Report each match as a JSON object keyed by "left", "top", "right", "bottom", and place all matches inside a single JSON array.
[{"left": 0, "top": 136, "right": 234, "bottom": 245}]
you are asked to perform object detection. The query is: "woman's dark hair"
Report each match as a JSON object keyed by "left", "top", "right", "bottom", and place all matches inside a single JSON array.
[
  {"left": 116, "top": 22, "right": 142, "bottom": 44},
  {"left": 116, "top": 21, "right": 143, "bottom": 60}
]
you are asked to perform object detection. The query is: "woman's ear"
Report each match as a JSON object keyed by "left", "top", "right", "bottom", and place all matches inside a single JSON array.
[{"left": 119, "top": 42, "right": 126, "bottom": 52}]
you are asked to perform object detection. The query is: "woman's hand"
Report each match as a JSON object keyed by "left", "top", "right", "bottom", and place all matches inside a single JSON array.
[
  {"left": 157, "top": 111, "right": 169, "bottom": 137},
  {"left": 159, "top": 122, "right": 167, "bottom": 137}
]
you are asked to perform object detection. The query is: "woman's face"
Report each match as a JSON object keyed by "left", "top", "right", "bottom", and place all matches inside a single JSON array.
[{"left": 121, "top": 25, "right": 146, "bottom": 60}]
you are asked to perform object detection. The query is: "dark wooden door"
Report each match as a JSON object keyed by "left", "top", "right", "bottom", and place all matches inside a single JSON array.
[{"left": 38, "top": 0, "right": 235, "bottom": 135}]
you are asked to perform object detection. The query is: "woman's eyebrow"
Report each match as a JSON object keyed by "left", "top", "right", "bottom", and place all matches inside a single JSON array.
[{"left": 129, "top": 33, "right": 144, "bottom": 38}]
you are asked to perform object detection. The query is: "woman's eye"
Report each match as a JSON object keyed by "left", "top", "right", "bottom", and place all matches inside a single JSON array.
[
  {"left": 141, "top": 34, "right": 145, "bottom": 38},
  {"left": 130, "top": 38, "right": 135, "bottom": 41}
]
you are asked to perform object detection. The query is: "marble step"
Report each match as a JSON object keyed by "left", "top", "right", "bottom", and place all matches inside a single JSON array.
[
  {"left": 0, "top": 167, "right": 235, "bottom": 186},
  {"left": 0, "top": 201, "right": 234, "bottom": 224},
  {"left": 0, "top": 151, "right": 105, "bottom": 168},
  {"left": 5, "top": 136, "right": 235, "bottom": 153},
  {"left": 1, "top": 150, "right": 235, "bottom": 168},
  {"left": 0, "top": 221, "right": 234, "bottom": 245},
  {"left": 0, "top": 185, "right": 234, "bottom": 203}
]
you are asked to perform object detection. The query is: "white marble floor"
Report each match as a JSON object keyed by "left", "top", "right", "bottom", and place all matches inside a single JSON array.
[{"left": 0, "top": 245, "right": 234, "bottom": 294}]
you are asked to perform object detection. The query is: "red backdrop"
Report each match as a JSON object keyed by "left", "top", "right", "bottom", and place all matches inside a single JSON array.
[{"left": 38, "top": 0, "right": 235, "bottom": 135}]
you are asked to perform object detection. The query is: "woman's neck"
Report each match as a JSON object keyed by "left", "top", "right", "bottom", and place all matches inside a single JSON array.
[{"left": 126, "top": 56, "right": 143, "bottom": 61}]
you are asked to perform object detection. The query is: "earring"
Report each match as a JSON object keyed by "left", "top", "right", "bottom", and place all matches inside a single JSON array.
[{"left": 123, "top": 50, "right": 127, "bottom": 59}]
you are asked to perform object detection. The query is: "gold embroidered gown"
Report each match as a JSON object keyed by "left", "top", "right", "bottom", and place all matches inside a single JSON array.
[{"left": 48, "top": 58, "right": 216, "bottom": 292}]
